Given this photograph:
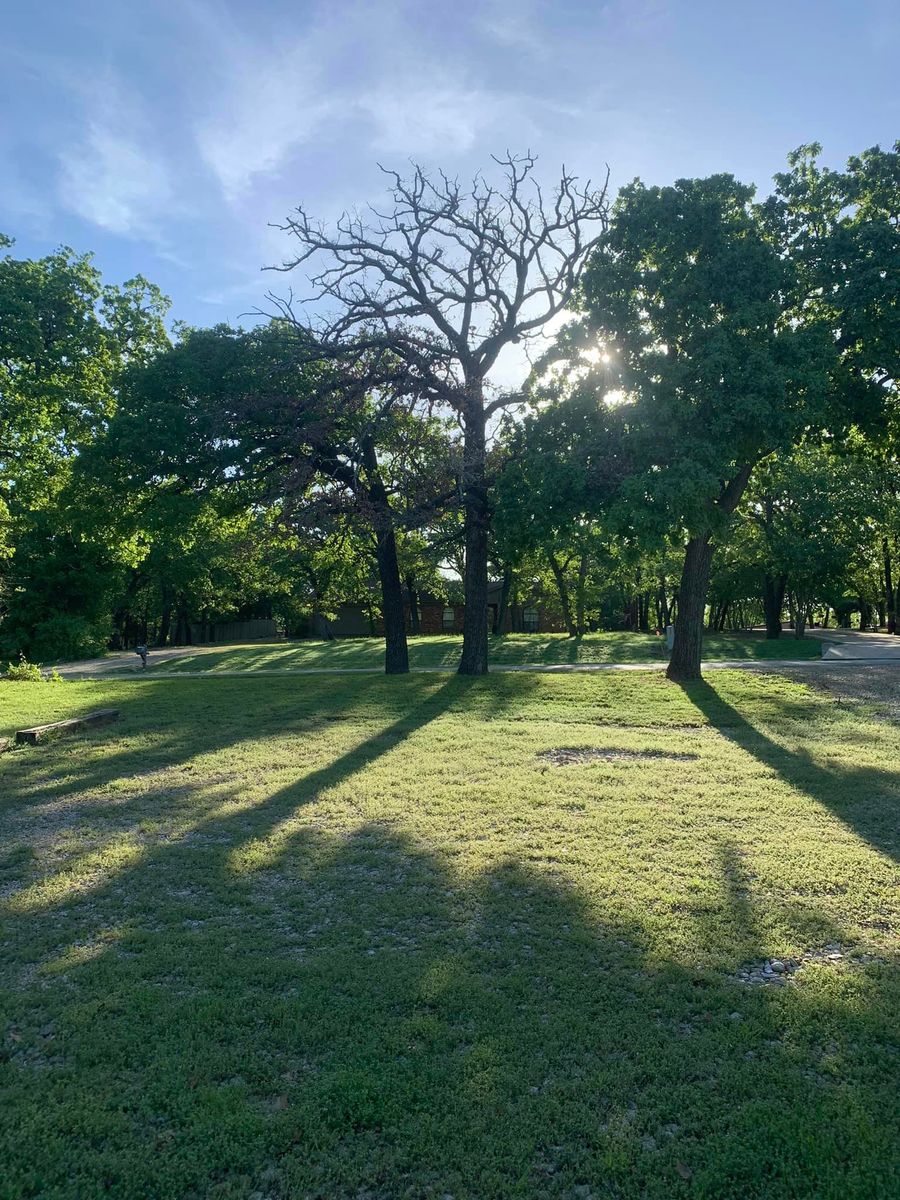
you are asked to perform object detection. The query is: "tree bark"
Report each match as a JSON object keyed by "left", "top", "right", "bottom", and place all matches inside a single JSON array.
[
  {"left": 374, "top": 529, "right": 409, "bottom": 674},
  {"left": 637, "top": 585, "right": 650, "bottom": 633},
  {"left": 458, "top": 389, "right": 490, "bottom": 675},
  {"left": 360, "top": 436, "right": 409, "bottom": 675},
  {"left": 157, "top": 592, "right": 172, "bottom": 648},
  {"left": 575, "top": 553, "right": 589, "bottom": 635},
  {"left": 174, "top": 596, "right": 192, "bottom": 646},
  {"left": 666, "top": 461, "right": 755, "bottom": 680},
  {"left": 666, "top": 534, "right": 714, "bottom": 681},
  {"left": 548, "top": 551, "right": 576, "bottom": 636},
  {"left": 657, "top": 578, "right": 670, "bottom": 629},
  {"left": 762, "top": 573, "right": 786, "bottom": 639},
  {"left": 883, "top": 537, "right": 896, "bottom": 635},
  {"left": 496, "top": 569, "right": 512, "bottom": 634},
  {"left": 406, "top": 574, "right": 420, "bottom": 635},
  {"left": 793, "top": 595, "right": 808, "bottom": 640}
]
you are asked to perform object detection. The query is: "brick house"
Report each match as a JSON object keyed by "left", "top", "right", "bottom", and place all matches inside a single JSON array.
[{"left": 415, "top": 583, "right": 564, "bottom": 635}]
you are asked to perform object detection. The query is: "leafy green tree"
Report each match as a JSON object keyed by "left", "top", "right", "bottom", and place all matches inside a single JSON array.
[
  {"left": 742, "top": 446, "right": 880, "bottom": 637},
  {"left": 0, "top": 236, "right": 169, "bottom": 658},
  {"left": 578, "top": 174, "right": 853, "bottom": 678},
  {"left": 765, "top": 143, "right": 900, "bottom": 633},
  {"left": 100, "top": 324, "right": 454, "bottom": 673}
]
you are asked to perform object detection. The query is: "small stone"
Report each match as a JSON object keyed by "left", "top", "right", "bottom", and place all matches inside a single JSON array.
[{"left": 771, "top": 960, "right": 786, "bottom": 974}]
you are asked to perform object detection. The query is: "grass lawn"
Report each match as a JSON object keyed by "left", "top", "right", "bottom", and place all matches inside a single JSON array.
[
  {"left": 160, "top": 630, "right": 822, "bottom": 674},
  {"left": 1, "top": 670, "right": 897, "bottom": 1198}
]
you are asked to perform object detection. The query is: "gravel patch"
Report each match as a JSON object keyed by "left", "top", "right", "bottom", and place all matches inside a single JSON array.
[
  {"left": 735, "top": 943, "right": 887, "bottom": 987},
  {"left": 762, "top": 663, "right": 900, "bottom": 720}
]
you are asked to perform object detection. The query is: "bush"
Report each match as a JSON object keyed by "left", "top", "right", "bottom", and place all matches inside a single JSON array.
[
  {"left": 1, "top": 613, "right": 110, "bottom": 665},
  {"left": 2, "top": 654, "right": 65, "bottom": 683},
  {"left": 4, "top": 654, "right": 45, "bottom": 682}
]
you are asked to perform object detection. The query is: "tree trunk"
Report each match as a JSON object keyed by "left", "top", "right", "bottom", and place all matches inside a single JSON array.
[
  {"left": 575, "top": 553, "right": 589, "bottom": 635},
  {"left": 637, "top": 589, "right": 650, "bottom": 633},
  {"left": 657, "top": 578, "right": 670, "bottom": 629},
  {"left": 360, "top": 435, "right": 409, "bottom": 675},
  {"left": 794, "top": 598, "right": 808, "bottom": 640},
  {"left": 458, "top": 389, "right": 490, "bottom": 675},
  {"left": 374, "top": 529, "right": 409, "bottom": 674},
  {"left": 883, "top": 537, "right": 896, "bottom": 635},
  {"left": 406, "top": 574, "right": 420, "bottom": 635},
  {"left": 496, "top": 569, "right": 512, "bottom": 634},
  {"left": 666, "top": 534, "right": 714, "bottom": 681},
  {"left": 174, "top": 597, "right": 192, "bottom": 646},
  {"left": 860, "top": 598, "right": 872, "bottom": 633},
  {"left": 157, "top": 594, "right": 172, "bottom": 648},
  {"left": 762, "top": 573, "right": 786, "bottom": 639},
  {"left": 548, "top": 552, "right": 576, "bottom": 636}
]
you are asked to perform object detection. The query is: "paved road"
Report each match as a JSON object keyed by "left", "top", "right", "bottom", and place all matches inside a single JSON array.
[
  {"left": 52, "top": 646, "right": 227, "bottom": 676},
  {"left": 810, "top": 630, "right": 900, "bottom": 661}
]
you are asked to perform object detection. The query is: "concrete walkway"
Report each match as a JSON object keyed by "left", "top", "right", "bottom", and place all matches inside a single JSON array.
[{"left": 809, "top": 630, "right": 900, "bottom": 661}]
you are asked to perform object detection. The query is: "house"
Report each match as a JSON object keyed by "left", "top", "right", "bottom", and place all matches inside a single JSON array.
[
  {"left": 305, "top": 583, "right": 564, "bottom": 640},
  {"left": 414, "top": 583, "right": 564, "bottom": 635}
]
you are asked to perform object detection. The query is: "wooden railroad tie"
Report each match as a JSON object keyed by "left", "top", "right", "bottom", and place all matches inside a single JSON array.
[{"left": 15, "top": 709, "right": 120, "bottom": 746}]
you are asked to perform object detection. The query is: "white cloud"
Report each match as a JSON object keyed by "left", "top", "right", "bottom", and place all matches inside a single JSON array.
[
  {"left": 59, "top": 121, "right": 173, "bottom": 235},
  {"left": 476, "top": 0, "right": 547, "bottom": 55},
  {"left": 359, "top": 83, "right": 498, "bottom": 156},
  {"left": 194, "top": 42, "right": 334, "bottom": 201}
]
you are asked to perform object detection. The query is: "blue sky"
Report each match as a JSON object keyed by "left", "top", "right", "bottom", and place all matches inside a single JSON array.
[{"left": 3, "top": 0, "right": 898, "bottom": 349}]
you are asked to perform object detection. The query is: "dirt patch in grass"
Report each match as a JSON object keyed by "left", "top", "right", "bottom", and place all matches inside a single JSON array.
[{"left": 537, "top": 747, "right": 699, "bottom": 766}]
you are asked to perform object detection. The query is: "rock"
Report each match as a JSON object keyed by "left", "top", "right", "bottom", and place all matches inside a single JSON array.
[{"left": 771, "top": 960, "right": 786, "bottom": 974}]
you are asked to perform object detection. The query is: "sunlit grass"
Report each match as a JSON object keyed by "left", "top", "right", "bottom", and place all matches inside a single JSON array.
[
  {"left": 0, "top": 671, "right": 897, "bottom": 1198},
  {"left": 160, "top": 630, "right": 822, "bottom": 673}
]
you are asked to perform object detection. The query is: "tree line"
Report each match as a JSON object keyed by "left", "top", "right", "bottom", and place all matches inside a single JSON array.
[{"left": 1, "top": 143, "right": 897, "bottom": 680}]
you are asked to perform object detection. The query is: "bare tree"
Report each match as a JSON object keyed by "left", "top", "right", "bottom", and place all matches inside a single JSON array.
[{"left": 270, "top": 152, "right": 609, "bottom": 674}]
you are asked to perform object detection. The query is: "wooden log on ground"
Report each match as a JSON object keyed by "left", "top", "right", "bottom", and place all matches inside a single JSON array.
[{"left": 15, "top": 709, "right": 120, "bottom": 746}]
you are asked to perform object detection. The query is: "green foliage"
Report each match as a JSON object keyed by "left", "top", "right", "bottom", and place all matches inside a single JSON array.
[
  {"left": 3, "top": 653, "right": 44, "bottom": 681},
  {"left": 579, "top": 174, "right": 837, "bottom": 536},
  {"left": 0, "top": 238, "right": 170, "bottom": 660},
  {"left": 1, "top": 653, "right": 64, "bottom": 682}
]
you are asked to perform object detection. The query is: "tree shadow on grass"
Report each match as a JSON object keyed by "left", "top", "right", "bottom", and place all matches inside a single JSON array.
[
  {"left": 2, "top": 675, "right": 491, "bottom": 923},
  {"left": 0, "top": 672, "right": 524, "bottom": 814},
  {"left": 677, "top": 677, "right": 900, "bottom": 865},
  {"left": 3, "top": 821, "right": 897, "bottom": 1199}
]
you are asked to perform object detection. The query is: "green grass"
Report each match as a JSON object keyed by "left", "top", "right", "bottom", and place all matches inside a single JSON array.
[
  {"left": 160, "top": 630, "right": 822, "bottom": 674},
  {"left": 1, "top": 670, "right": 897, "bottom": 1198}
]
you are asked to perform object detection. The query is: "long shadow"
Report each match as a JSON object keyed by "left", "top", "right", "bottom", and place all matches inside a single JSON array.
[
  {"left": 3, "top": 824, "right": 897, "bottom": 1198},
  {"left": 0, "top": 672, "right": 488, "bottom": 814},
  {"left": 1, "top": 675, "right": 487, "bottom": 927},
  {"left": 678, "top": 677, "right": 900, "bottom": 864}
]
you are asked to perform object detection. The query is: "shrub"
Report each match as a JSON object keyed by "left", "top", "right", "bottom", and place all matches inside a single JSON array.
[
  {"left": 4, "top": 654, "right": 45, "bottom": 682},
  {"left": 1, "top": 654, "right": 65, "bottom": 683}
]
